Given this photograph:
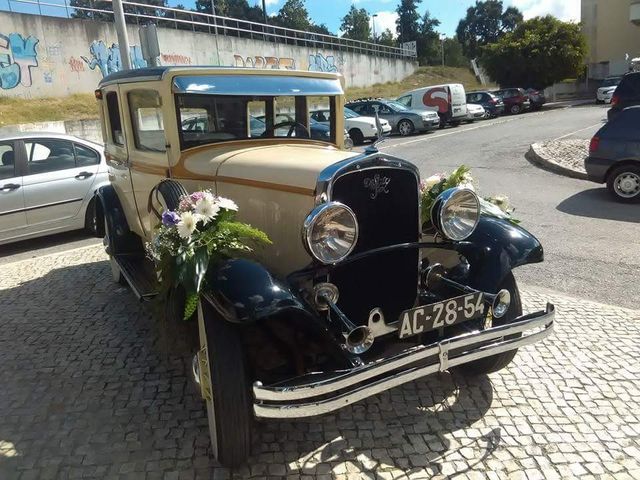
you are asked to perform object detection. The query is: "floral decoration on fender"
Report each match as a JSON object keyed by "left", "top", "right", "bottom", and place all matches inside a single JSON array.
[
  {"left": 146, "top": 190, "right": 271, "bottom": 319},
  {"left": 420, "top": 165, "right": 519, "bottom": 227}
]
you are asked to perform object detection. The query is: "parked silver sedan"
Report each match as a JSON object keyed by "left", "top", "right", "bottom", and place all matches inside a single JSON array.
[{"left": 0, "top": 132, "right": 109, "bottom": 245}]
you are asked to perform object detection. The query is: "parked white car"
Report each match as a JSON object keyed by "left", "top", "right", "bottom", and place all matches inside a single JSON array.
[
  {"left": 465, "top": 103, "right": 486, "bottom": 122},
  {"left": 311, "top": 107, "right": 391, "bottom": 145},
  {"left": 396, "top": 83, "right": 468, "bottom": 127},
  {"left": 0, "top": 132, "right": 109, "bottom": 245},
  {"left": 596, "top": 76, "right": 622, "bottom": 104}
]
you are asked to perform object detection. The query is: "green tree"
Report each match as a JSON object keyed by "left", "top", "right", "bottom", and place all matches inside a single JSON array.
[
  {"left": 395, "top": 0, "right": 421, "bottom": 44},
  {"left": 275, "top": 0, "right": 311, "bottom": 30},
  {"left": 443, "top": 37, "right": 468, "bottom": 67},
  {"left": 481, "top": 15, "right": 588, "bottom": 89},
  {"left": 416, "top": 10, "right": 441, "bottom": 65},
  {"left": 456, "top": 0, "right": 523, "bottom": 59},
  {"left": 309, "top": 23, "right": 333, "bottom": 36},
  {"left": 194, "top": 0, "right": 263, "bottom": 22},
  {"left": 378, "top": 29, "right": 396, "bottom": 47},
  {"left": 71, "top": 0, "right": 168, "bottom": 23},
  {"left": 341, "top": 5, "right": 371, "bottom": 41}
]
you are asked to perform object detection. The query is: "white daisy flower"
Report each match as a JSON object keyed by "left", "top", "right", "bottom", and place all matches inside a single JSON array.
[
  {"left": 176, "top": 211, "right": 199, "bottom": 239},
  {"left": 217, "top": 197, "right": 238, "bottom": 211},
  {"left": 194, "top": 196, "right": 220, "bottom": 224},
  {"left": 423, "top": 175, "right": 443, "bottom": 190}
]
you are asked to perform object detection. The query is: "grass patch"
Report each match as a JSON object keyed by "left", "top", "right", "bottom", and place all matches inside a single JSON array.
[
  {"left": 0, "top": 67, "right": 489, "bottom": 127},
  {"left": 345, "top": 66, "right": 491, "bottom": 101},
  {"left": 0, "top": 93, "right": 99, "bottom": 127}
]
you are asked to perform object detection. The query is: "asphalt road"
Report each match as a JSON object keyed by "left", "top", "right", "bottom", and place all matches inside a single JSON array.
[
  {"left": 2, "top": 103, "right": 637, "bottom": 308},
  {"left": 372, "top": 103, "right": 640, "bottom": 309}
]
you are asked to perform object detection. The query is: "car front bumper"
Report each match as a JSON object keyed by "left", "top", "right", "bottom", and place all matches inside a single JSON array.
[{"left": 253, "top": 303, "right": 555, "bottom": 418}]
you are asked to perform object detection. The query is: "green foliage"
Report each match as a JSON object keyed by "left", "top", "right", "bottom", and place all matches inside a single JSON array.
[
  {"left": 395, "top": 0, "right": 422, "bottom": 44},
  {"left": 194, "top": 0, "right": 263, "bottom": 21},
  {"left": 416, "top": 10, "right": 441, "bottom": 66},
  {"left": 341, "top": 5, "right": 371, "bottom": 42},
  {"left": 456, "top": 0, "right": 523, "bottom": 59},
  {"left": 481, "top": 15, "right": 588, "bottom": 89},
  {"left": 274, "top": 0, "right": 311, "bottom": 30},
  {"left": 377, "top": 29, "right": 396, "bottom": 47},
  {"left": 71, "top": 0, "right": 169, "bottom": 22},
  {"left": 443, "top": 37, "right": 469, "bottom": 68}
]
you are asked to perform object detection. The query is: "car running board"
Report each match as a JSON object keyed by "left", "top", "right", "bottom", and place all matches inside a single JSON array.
[{"left": 115, "top": 254, "right": 158, "bottom": 301}]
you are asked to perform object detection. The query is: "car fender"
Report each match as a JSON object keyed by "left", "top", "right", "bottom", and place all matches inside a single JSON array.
[
  {"left": 453, "top": 215, "right": 543, "bottom": 292},
  {"left": 96, "top": 184, "right": 141, "bottom": 253}
]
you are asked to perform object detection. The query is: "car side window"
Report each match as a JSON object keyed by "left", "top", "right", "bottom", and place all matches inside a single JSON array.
[
  {"left": 74, "top": 143, "right": 100, "bottom": 167},
  {"left": 397, "top": 95, "right": 412, "bottom": 107},
  {"left": 0, "top": 142, "right": 16, "bottom": 180},
  {"left": 25, "top": 139, "right": 76, "bottom": 175},
  {"left": 128, "top": 90, "right": 166, "bottom": 152},
  {"left": 376, "top": 103, "right": 392, "bottom": 115},
  {"left": 106, "top": 92, "right": 124, "bottom": 146}
]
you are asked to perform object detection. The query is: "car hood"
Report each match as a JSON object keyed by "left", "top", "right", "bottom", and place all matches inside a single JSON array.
[
  {"left": 598, "top": 86, "right": 617, "bottom": 93},
  {"left": 182, "top": 143, "right": 359, "bottom": 194}
]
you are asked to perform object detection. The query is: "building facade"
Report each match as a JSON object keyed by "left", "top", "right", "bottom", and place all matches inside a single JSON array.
[{"left": 582, "top": 0, "right": 640, "bottom": 79}]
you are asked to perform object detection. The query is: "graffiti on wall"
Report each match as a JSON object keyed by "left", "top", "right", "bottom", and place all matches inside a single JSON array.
[
  {"left": 0, "top": 33, "right": 39, "bottom": 90},
  {"left": 233, "top": 54, "right": 296, "bottom": 70},
  {"left": 308, "top": 53, "right": 340, "bottom": 73},
  {"left": 81, "top": 40, "right": 147, "bottom": 78},
  {"left": 161, "top": 53, "right": 192, "bottom": 65},
  {"left": 68, "top": 56, "right": 85, "bottom": 73}
]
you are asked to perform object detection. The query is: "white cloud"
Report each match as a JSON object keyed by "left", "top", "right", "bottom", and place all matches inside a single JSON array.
[
  {"left": 370, "top": 10, "right": 398, "bottom": 37},
  {"left": 508, "top": 0, "right": 580, "bottom": 22},
  {"left": 264, "top": 0, "right": 279, "bottom": 5}
]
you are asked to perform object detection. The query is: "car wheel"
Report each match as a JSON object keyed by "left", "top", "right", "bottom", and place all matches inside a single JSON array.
[
  {"left": 454, "top": 272, "right": 523, "bottom": 376},
  {"left": 596, "top": 99, "right": 603, "bottom": 104},
  {"left": 397, "top": 119, "right": 414, "bottom": 136},
  {"left": 607, "top": 165, "right": 640, "bottom": 203},
  {"left": 103, "top": 216, "right": 126, "bottom": 285},
  {"left": 510, "top": 104, "right": 522, "bottom": 115},
  {"left": 196, "top": 300, "right": 252, "bottom": 467},
  {"left": 348, "top": 128, "right": 365, "bottom": 145},
  {"left": 84, "top": 197, "right": 99, "bottom": 236}
]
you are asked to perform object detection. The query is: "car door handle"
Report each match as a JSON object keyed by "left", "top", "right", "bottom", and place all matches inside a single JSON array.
[
  {"left": 75, "top": 171, "right": 94, "bottom": 179},
  {"left": 1, "top": 183, "right": 20, "bottom": 191}
]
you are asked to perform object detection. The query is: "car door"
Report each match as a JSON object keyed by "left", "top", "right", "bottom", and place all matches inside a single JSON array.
[
  {"left": 373, "top": 102, "right": 397, "bottom": 129},
  {"left": 22, "top": 137, "right": 100, "bottom": 229},
  {"left": 0, "top": 139, "right": 27, "bottom": 242}
]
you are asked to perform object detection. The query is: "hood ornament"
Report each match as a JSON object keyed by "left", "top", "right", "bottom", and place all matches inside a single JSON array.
[
  {"left": 364, "top": 110, "right": 389, "bottom": 154},
  {"left": 364, "top": 173, "right": 391, "bottom": 199}
]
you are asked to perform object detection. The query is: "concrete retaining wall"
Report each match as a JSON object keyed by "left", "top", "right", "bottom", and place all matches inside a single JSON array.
[
  {"left": 0, "top": 118, "right": 103, "bottom": 143},
  {"left": 0, "top": 11, "right": 417, "bottom": 99}
]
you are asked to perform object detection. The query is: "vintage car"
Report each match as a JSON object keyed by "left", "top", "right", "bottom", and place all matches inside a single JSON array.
[{"left": 94, "top": 67, "right": 555, "bottom": 467}]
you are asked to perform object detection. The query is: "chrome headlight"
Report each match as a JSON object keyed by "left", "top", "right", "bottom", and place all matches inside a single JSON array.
[
  {"left": 431, "top": 188, "right": 480, "bottom": 241},
  {"left": 303, "top": 202, "right": 358, "bottom": 264}
]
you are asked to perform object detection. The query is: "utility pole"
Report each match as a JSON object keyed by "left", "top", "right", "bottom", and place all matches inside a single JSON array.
[
  {"left": 440, "top": 33, "right": 446, "bottom": 67},
  {"left": 210, "top": 0, "right": 220, "bottom": 65},
  {"left": 262, "top": 0, "right": 268, "bottom": 24},
  {"left": 113, "top": 0, "right": 132, "bottom": 70}
]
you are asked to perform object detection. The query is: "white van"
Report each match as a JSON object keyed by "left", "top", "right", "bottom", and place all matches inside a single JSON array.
[{"left": 397, "top": 83, "right": 468, "bottom": 126}]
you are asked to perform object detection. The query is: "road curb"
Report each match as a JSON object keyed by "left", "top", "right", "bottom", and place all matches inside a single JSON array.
[{"left": 526, "top": 143, "right": 589, "bottom": 181}]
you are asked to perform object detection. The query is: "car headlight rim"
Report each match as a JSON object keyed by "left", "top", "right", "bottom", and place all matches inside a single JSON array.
[
  {"left": 303, "top": 201, "right": 359, "bottom": 264},
  {"left": 431, "top": 187, "right": 481, "bottom": 241}
]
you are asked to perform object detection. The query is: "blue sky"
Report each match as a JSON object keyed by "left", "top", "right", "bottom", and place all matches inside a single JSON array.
[{"left": 0, "top": 0, "right": 580, "bottom": 38}]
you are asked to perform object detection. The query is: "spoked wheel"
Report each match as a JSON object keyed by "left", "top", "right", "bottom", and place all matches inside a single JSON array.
[
  {"left": 455, "top": 272, "right": 523, "bottom": 376},
  {"left": 607, "top": 165, "right": 640, "bottom": 203},
  {"left": 397, "top": 119, "right": 414, "bottom": 136},
  {"left": 195, "top": 300, "right": 252, "bottom": 467}
]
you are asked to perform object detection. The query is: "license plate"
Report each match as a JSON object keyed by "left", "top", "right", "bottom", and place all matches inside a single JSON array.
[
  {"left": 398, "top": 293, "right": 484, "bottom": 339},
  {"left": 454, "top": 108, "right": 461, "bottom": 112}
]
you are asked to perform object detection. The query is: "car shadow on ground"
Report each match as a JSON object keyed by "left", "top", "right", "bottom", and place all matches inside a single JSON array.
[
  {"left": 0, "top": 230, "right": 97, "bottom": 260},
  {"left": 557, "top": 188, "right": 640, "bottom": 223},
  {"left": 0, "top": 259, "right": 498, "bottom": 479}
]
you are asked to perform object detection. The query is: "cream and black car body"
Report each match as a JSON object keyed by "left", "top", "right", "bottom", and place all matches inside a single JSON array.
[{"left": 94, "top": 67, "right": 555, "bottom": 467}]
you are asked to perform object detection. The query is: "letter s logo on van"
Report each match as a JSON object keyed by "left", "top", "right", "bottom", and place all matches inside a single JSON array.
[{"left": 422, "top": 87, "right": 449, "bottom": 113}]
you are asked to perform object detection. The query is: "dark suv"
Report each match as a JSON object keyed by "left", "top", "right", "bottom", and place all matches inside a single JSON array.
[
  {"left": 608, "top": 72, "right": 640, "bottom": 122},
  {"left": 493, "top": 88, "right": 530, "bottom": 115},
  {"left": 466, "top": 91, "right": 504, "bottom": 117}
]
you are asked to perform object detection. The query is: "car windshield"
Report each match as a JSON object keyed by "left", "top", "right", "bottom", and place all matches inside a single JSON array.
[
  {"left": 386, "top": 101, "right": 408, "bottom": 111},
  {"left": 344, "top": 108, "right": 360, "bottom": 119},
  {"left": 176, "top": 93, "right": 336, "bottom": 149},
  {"left": 602, "top": 77, "right": 621, "bottom": 87}
]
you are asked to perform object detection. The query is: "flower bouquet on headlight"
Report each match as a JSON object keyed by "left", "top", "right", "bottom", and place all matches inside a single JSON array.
[
  {"left": 420, "top": 165, "right": 519, "bottom": 233},
  {"left": 146, "top": 190, "right": 271, "bottom": 319}
]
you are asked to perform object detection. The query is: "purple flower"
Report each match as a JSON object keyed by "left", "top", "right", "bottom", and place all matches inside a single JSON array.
[
  {"left": 162, "top": 210, "right": 181, "bottom": 227},
  {"left": 190, "top": 192, "right": 205, "bottom": 203}
]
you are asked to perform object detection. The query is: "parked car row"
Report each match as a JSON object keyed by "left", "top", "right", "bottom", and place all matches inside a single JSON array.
[{"left": 586, "top": 71, "right": 640, "bottom": 202}]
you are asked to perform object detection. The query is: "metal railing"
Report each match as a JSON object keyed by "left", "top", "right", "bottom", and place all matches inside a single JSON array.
[{"left": 4, "top": 0, "right": 416, "bottom": 60}]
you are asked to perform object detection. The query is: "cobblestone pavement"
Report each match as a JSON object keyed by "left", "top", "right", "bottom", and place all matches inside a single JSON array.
[
  {"left": 528, "top": 140, "right": 589, "bottom": 180},
  {"left": 1, "top": 246, "right": 639, "bottom": 480}
]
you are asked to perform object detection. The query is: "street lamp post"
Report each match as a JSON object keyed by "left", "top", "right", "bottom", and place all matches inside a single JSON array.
[
  {"left": 372, "top": 13, "right": 378, "bottom": 43},
  {"left": 113, "top": 0, "right": 132, "bottom": 70},
  {"left": 440, "top": 33, "right": 446, "bottom": 67}
]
